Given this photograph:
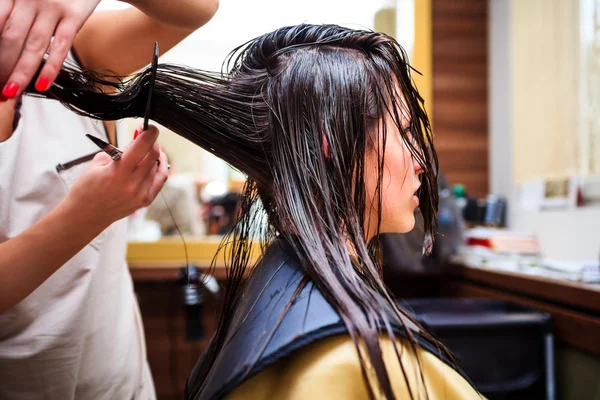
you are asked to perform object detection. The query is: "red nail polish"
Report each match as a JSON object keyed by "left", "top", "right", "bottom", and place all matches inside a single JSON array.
[
  {"left": 2, "top": 82, "right": 19, "bottom": 98},
  {"left": 133, "top": 129, "right": 139, "bottom": 140},
  {"left": 35, "top": 77, "right": 50, "bottom": 92}
]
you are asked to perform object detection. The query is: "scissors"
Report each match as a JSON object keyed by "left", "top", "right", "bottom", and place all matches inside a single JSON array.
[
  {"left": 85, "top": 134, "right": 123, "bottom": 161},
  {"left": 86, "top": 42, "right": 159, "bottom": 161}
]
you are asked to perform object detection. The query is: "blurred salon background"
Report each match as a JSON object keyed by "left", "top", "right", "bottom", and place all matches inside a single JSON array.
[{"left": 94, "top": 0, "right": 600, "bottom": 398}]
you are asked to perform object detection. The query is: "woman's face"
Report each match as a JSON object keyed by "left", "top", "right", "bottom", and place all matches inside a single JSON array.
[{"left": 364, "top": 108, "right": 424, "bottom": 239}]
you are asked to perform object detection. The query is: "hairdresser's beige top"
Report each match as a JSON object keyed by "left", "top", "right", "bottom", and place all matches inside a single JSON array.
[
  {"left": 0, "top": 55, "right": 153, "bottom": 400},
  {"left": 225, "top": 335, "right": 483, "bottom": 400}
]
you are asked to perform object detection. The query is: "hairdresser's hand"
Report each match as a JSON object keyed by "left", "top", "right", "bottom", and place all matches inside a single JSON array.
[
  {"left": 67, "top": 125, "right": 169, "bottom": 228},
  {"left": 0, "top": 0, "right": 100, "bottom": 98}
]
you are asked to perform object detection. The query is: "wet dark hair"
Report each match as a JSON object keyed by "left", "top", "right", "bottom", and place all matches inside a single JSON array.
[{"left": 26, "top": 24, "right": 441, "bottom": 399}]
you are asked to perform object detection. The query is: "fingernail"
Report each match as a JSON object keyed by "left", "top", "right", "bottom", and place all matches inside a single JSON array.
[
  {"left": 2, "top": 82, "right": 19, "bottom": 98},
  {"left": 35, "top": 76, "right": 50, "bottom": 92},
  {"left": 133, "top": 129, "right": 140, "bottom": 140}
]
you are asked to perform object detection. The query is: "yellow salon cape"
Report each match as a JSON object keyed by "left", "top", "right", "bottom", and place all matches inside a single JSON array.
[{"left": 225, "top": 335, "right": 482, "bottom": 400}]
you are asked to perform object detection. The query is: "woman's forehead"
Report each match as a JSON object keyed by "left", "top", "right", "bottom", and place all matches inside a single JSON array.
[
  {"left": 386, "top": 100, "right": 412, "bottom": 131},
  {"left": 388, "top": 84, "right": 411, "bottom": 128}
]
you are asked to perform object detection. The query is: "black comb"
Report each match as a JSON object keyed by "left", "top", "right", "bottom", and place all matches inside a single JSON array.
[{"left": 143, "top": 41, "right": 159, "bottom": 131}]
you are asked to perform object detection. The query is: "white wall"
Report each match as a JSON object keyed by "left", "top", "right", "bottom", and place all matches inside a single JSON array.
[
  {"left": 488, "top": 0, "right": 512, "bottom": 204},
  {"left": 511, "top": 208, "right": 599, "bottom": 261},
  {"left": 98, "top": 0, "right": 383, "bottom": 71},
  {"left": 489, "top": 0, "right": 600, "bottom": 261}
]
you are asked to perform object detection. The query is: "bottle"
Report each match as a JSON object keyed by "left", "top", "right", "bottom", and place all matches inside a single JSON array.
[
  {"left": 484, "top": 194, "right": 506, "bottom": 227},
  {"left": 452, "top": 184, "right": 468, "bottom": 217}
]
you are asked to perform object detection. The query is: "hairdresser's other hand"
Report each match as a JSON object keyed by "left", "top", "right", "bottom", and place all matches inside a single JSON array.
[
  {"left": 0, "top": 0, "right": 101, "bottom": 98},
  {"left": 67, "top": 125, "right": 169, "bottom": 228}
]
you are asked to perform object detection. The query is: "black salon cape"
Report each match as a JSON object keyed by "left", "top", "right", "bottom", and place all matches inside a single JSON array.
[{"left": 184, "top": 237, "right": 477, "bottom": 400}]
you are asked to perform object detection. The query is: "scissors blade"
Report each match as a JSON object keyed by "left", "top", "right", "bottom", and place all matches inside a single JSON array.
[
  {"left": 143, "top": 41, "right": 159, "bottom": 131},
  {"left": 86, "top": 134, "right": 123, "bottom": 161}
]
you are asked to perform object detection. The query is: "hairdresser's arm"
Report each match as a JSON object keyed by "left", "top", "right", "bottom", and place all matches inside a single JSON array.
[
  {"left": 0, "top": 126, "right": 168, "bottom": 313},
  {"left": 73, "top": 0, "right": 219, "bottom": 76}
]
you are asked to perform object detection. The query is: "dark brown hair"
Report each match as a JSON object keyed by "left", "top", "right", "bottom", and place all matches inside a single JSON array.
[{"left": 26, "top": 24, "right": 441, "bottom": 399}]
